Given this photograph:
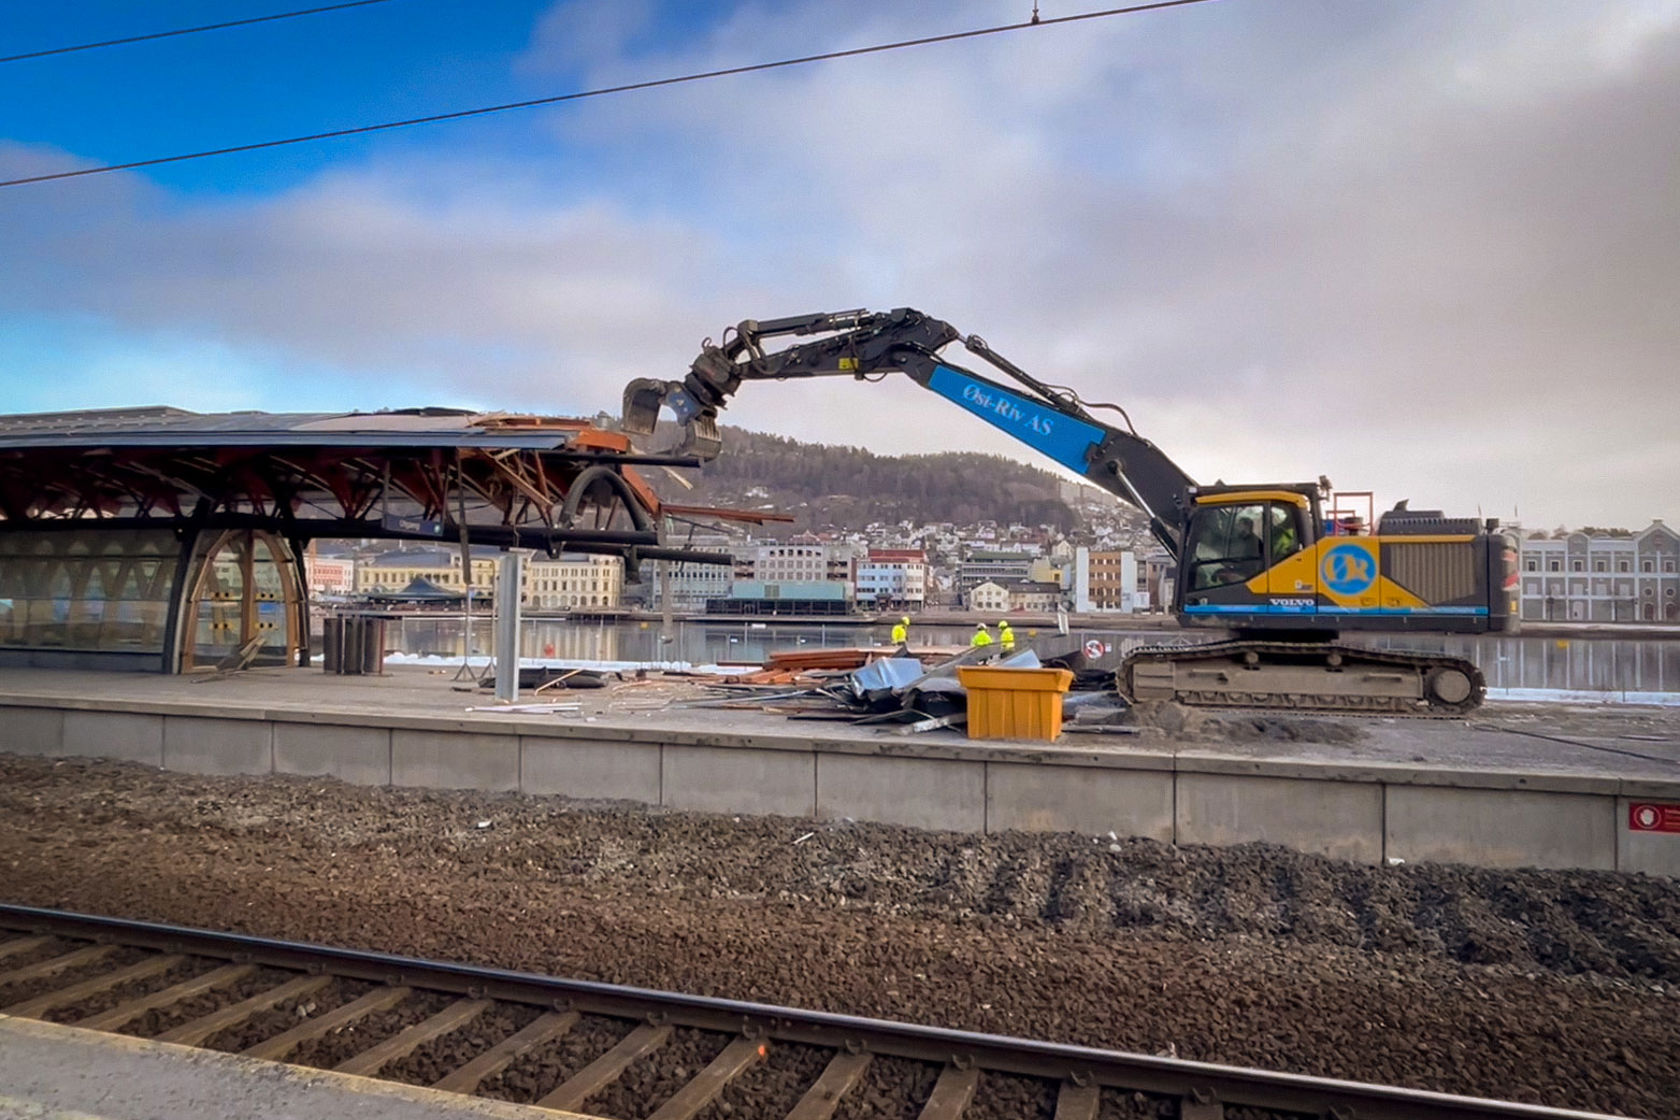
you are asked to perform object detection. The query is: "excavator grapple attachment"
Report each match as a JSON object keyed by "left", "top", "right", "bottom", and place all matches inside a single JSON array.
[
  {"left": 621, "top": 378, "right": 676, "bottom": 436},
  {"left": 620, "top": 378, "right": 725, "bottom": 461}
]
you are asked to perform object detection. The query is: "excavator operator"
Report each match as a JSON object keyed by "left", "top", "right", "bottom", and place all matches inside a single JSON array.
[{"left": 1220, "top": 515, "right": 1265, "bottom": 584}]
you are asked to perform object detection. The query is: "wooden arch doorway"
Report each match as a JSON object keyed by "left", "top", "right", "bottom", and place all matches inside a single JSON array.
[{"left": 180, "top": 529, "right": 304, "bottom": 671}]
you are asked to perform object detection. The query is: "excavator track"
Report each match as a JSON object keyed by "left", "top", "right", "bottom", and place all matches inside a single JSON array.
[{"left": 1119, "top": 639, "right": 1486, "bottom": 717}]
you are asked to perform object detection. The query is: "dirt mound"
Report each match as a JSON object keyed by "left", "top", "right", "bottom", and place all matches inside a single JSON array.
[{"left": 1121, "top": 700, "right": 1364, "bottom": 743}]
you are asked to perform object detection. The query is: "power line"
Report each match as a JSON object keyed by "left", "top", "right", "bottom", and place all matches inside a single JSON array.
[
  {"left": 0, "top": 0, "right": 402, "bottom": 65},
  {"left": 0, "top": 0, "right": 1221, "bottom": 190}
]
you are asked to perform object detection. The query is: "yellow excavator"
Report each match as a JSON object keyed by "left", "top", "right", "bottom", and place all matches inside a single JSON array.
[{"left": 623, "top": 308, "right": 1520, "bottom": 714}]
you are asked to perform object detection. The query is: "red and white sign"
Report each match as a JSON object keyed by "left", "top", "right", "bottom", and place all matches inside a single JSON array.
[
  {"left": 1628, "top": 803, "right": 1680, "bottom": 833},
  {"left": 1084, "top": 639, "right": 1108, "bottom": 660}
]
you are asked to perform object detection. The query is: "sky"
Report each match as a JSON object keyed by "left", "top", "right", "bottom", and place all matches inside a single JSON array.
[{"left": 1, "top": 0, "right": 1676, "bottom": 531}]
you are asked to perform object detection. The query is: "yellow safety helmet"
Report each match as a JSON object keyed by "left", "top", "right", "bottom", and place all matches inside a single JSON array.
[
  {"left": 998, "top": 619, "right": 1011, "bottom": 628},
  {"left": 900, "top": 616, "right": 910, "bottom": 624}
]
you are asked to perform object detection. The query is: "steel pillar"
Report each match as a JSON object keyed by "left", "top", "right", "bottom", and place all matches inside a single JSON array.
[{"left": 493, "top": 550, "right": 528, "bottom": 703}]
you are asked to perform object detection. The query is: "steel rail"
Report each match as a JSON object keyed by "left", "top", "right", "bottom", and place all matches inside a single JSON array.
[{"left": 0, "top": 904, "right": 1620, "bottom": 1120}]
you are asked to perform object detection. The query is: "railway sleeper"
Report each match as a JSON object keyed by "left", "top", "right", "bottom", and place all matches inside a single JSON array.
[{"left": 0, "top": 905, "right": 1616, "bottom": 1120}]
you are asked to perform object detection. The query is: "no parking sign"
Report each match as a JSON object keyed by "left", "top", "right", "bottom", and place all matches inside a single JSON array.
[{"left": 1084, "top": 639, "right": 1108, "bottom": 660}]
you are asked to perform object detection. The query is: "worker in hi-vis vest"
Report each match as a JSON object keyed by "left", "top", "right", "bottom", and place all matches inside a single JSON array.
[
  {"left": 998, "top": 620, "right": 1016, "bottom": 652},
  {"left": 890, "top": 615, "right": 910, "bottom": 647},
  {"left": 971, "top": 623, "right": 993, "bottom": 648}
]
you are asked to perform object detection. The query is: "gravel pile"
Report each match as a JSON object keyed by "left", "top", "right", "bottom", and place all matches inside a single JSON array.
[{"left": 2, "top": 754, "right": 1677, "bottom": 1116}]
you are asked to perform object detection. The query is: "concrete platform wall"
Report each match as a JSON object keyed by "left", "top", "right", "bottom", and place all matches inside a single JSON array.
[{"left": 2, "top": 702, "right": 1675, "bottom": 876}]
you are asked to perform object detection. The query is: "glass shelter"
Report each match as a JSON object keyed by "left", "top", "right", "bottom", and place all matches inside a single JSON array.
[{"left": 0, "top": 526, "right": 303, "bottom": 672}]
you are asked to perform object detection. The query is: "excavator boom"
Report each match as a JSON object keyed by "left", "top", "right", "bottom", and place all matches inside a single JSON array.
[{"left": 623, "top": 308, "right": 1193, "bottom": 554}]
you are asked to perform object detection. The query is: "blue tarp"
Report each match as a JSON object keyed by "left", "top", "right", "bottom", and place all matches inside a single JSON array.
[{"left": 849, "top": 657, "right": 926, "bottom": 697}]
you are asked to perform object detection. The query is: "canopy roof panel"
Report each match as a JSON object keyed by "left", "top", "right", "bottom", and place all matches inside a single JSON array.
[{"left": 0, "top": 405, "right": 741, "bottom": 571}]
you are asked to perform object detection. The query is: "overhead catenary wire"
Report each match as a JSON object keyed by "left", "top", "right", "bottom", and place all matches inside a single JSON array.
[
  {"left": 0, "top": 0, "right": 1222, "bottom": 190},
  {"left": 0, "top": 0, "right": 402, "bottom": 65}
]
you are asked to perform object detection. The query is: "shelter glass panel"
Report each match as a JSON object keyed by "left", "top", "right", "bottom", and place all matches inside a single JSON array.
[
  {"left": 191, "top": 533, "right": 249, "bottom": 666},
  {"left": 252, "top": 535, "right": 291, "bottom": 658},
  {"left": 0, "top": 529, "right": 178, "bottom": 653}
]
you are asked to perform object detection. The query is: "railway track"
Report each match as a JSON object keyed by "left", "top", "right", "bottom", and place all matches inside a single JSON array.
[{"left": 0, "top": 904, "right": 1619, "bottom": 1120}]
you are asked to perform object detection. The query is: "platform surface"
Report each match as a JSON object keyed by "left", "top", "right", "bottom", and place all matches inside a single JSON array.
[
  {"left": 0, "top": 664, "right": 1677, "bottom": 789},
  {"left": 0, "top": 1015, "right": 593, "bottom": 1120}
]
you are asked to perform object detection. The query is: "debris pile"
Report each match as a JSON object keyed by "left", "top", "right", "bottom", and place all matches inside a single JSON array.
[{"left": 681, "top": 643, "right": 1121, "bottom": 734}]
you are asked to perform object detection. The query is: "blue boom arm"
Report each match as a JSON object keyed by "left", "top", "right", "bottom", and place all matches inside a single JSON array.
[{"left": 621, "top": 308, "right": 1195, "bottom": 553}]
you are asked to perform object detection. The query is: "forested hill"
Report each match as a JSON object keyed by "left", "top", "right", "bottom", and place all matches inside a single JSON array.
[{"left": 641, "top": 423, "right": 1077, "bottom": 533}]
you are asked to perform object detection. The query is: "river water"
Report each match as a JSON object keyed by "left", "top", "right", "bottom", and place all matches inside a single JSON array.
[{"left": 387, "top": 616, "right": 1680, "bottom": 694}]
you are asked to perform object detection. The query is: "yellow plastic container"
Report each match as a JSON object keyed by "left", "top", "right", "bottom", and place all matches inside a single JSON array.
[{"left": 956, "top": 666, "right": 1075, "bottom": 741}]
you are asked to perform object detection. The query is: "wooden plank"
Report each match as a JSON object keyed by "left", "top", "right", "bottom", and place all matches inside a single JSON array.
[
  {"left": 535, "top": 1022, "right": 671, "bottom": 1112},
  {"left": 1052, "top": 1082, "right": 1101, "bottom": 1120},
  {"left": 334, "top": 997, "right": 492, "bottom": 1077},
  {"left": 157, "top": 974, "right": 333, "bottom": 1046},
  {"left": 0, "top": 936, "right": 51, "bottom": 962},
  {"left": 784, "top": 1051, "right": 872, "bottom": 1120},
  {"left": 917, "top": 1065, "right": 979, "bottom": 1120},
  {"left": 75, "top": 963, "right": 256, "bottom": 1031},
  {"left": 646, "top": 1036, "right": 768, "bottom": 1120},
  {"left": 241, "top": 986, "right": 411, "bottom": 1061},
  {"left": 3, "top": 954, "right": 186, "bottom": 1018},
  {"left": 0, "top": 944, "right": 117, "bottom": 988},
  {"left": 431, "top": 1010, "right": 579, "bottom": 1094}
]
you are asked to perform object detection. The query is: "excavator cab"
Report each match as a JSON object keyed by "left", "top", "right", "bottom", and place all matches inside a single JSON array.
[{"left": 1176, "top": 487, "right": 1323, "bottom": 630}]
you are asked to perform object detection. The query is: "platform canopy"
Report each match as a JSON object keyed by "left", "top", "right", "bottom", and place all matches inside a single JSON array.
[{"left": 0, "top": 405, "right": 752, "bottom": 568}]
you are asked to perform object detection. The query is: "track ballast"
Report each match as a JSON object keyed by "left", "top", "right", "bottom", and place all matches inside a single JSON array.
[{"left": 0, "top": 904, "right": 1618, "bottom": 1120}]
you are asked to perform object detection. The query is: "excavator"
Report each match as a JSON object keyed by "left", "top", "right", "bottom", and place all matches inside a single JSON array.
[{"left": 622, "top": 308, "right": 1519, "bottom": 715}]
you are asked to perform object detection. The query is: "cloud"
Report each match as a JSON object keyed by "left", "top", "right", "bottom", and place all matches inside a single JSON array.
[{"left": 0, "top": 0, "right": 1676, "bottom": 529}]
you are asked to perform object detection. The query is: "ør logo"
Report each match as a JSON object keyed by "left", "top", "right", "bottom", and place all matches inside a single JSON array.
[{"left": 1321, "top": 544, "right": 1376, "bottom": 596}]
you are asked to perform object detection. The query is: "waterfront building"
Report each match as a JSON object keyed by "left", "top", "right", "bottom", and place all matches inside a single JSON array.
[
  {"left": 1518, "top": 521, "right": 1680, "bottom": 622},
  {"left": 708, "top": 580, "right": 852, "bottom": 616},
  {"left": 855, "top": 548, "right": 928, "bottom": 610},
  {"left": 304, "top": 548, "right": 357, "bottom": 596},
  {"left": 1002, "top": 580, "right": 1066, "bottom": 612},
  {"left": 356, "top": 547, "right": 498, "bottom": 597},
  {"left": 966, "top": 580, "right": 1010, "bottom": 613},
  {"left": 958, "top": 549, "right": 1036, "bottom": 594},
  {"left": 524, "top": 555, "right": 623, "bottom": 610},
  {"left": 1073, "top": 547, "right": 1138, "bottom": 612}
]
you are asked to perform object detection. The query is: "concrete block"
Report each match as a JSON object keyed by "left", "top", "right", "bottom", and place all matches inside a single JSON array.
[
  {"left": 986, "top": 762, "right": 1173, "bottom": 839},
  {"left": 662, "top": 745, "right": 814, "bottom": 817},
  {"left": 61, "top": 710, "right": 163, "bottom": 765},
  {"left": 816, "top": 753, "right": 985, "bottom": 833},
  {"left": 520, "top": 738, "right": 660, "bottom": 804},
  {"left": 1616, "top": 797, "right": 1680, "bottom": 877},
  {"left": 274, "top": 723, "right": 391, "bottom": 786},
  {"left": 0, "top": 707, "right": 63, "bottom": 756},
  {"left": 1385, "top": 785, "right": 1615, "bottom": 871},
  {"left": 1176, "top": 773, "right": 1382, "bottom": 864},
  {"left": 162, "top": 715, "right": 272, "bottom": 776},
  {"left": 392, "top": 729, "right": 518, "bottom": 792}
]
